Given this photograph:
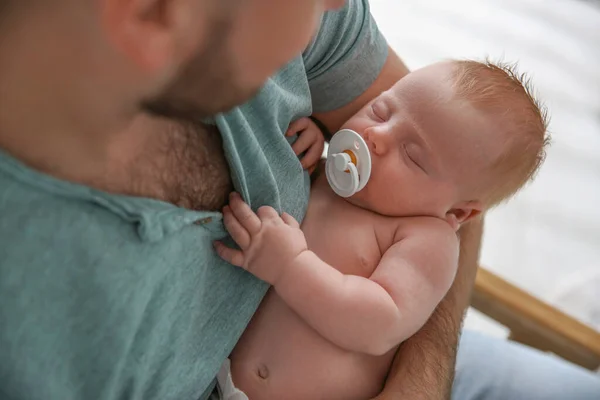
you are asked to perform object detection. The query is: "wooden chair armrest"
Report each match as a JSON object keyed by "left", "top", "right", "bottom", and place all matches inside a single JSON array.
[{"left": 472, "top": 267, "right": 600, "bottom": 370}]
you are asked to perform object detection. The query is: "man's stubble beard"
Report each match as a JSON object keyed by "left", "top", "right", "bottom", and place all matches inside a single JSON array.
[{"left": 141, "top": 13, "right": 261, "bottom": 124}]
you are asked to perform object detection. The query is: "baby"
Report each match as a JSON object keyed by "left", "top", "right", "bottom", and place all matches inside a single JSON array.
[{"left": 214, "top": 60, "right": 549, "bottom": 400}]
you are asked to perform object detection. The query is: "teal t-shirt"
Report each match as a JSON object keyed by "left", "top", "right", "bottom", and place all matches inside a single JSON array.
[{"left": 0, "top": 1, "right": 387, "bottom": 399}]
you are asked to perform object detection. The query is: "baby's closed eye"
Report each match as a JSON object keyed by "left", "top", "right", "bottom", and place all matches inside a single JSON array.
[
  {"left": 371, "top": 101, "right": 390, "bottom": 122},
  {"left": 404, "top": 143, "right": 427, "bottom": 174}
]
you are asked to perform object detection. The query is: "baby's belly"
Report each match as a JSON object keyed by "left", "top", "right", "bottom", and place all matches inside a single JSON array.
[{"left": 230, "top": 290, "right": 395, "bottom": 400}]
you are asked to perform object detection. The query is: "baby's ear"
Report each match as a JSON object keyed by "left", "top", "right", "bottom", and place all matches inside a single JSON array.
[{"left": 445, "top": 201, "right": 483, "bottom": 231}]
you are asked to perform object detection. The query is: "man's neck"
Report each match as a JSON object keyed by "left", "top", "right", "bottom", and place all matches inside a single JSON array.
[
  {"left": 0, "top": 12, "right": 138, "bottom": 188},
  {"left": 0, "top": 103, "right": 233, "bottom": 210},
  {"left": 0, "top": 91, "right": 134, "bottom": 186},
  {"left": 0, "top": 32, "right": 232, "bottom": 210},
  {"left": 0, "top": 49, "right": 140, "bottom": 186}
]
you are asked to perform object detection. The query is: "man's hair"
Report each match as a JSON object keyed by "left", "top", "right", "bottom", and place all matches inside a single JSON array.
[{"left": 451, "top": 59, "right": 550, "bottom": 208}]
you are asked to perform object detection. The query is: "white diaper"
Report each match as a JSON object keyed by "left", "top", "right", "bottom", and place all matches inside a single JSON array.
[{"left": 217, "top": 359, "right": 249, "bottom": 400}]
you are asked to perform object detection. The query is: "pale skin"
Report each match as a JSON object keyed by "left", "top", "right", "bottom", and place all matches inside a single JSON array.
[
  {"left": 314, "top": 54, "right": 483, "bottom": 400},
  {"left": 215, "top": 62, "right": 500, "bottom": 400}
]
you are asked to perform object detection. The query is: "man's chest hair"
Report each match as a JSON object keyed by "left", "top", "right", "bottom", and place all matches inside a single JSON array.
[{"left": 116, "top": 121, "right": 233, "bottom": 212}]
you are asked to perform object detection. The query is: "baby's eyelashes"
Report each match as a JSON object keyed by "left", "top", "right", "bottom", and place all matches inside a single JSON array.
[
  {"left": 403, "top": 143, "right": 428, "bottom": 174},
  {"left": 370, "top": 101, "right": 390, "bottom": 122},
  {"left": 369, "top": 106, "right": 384, "bottom": 122}
]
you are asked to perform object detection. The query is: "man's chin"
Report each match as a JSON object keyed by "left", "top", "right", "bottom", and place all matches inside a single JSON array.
[
  {"left": 213, "top": 86, "right": 262, "bottom": 114},
  {"left": 141, "top": 87, "right": 261, "bottom": 124}
]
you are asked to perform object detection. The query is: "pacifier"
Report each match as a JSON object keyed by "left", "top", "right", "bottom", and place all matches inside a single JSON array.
[{"left": 325, "top": 129, "right": 372, "bottom": 198}]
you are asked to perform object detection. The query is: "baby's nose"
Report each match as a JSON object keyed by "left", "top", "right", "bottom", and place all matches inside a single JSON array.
[{"left": 364, "top": 128, "right": 388, "bottom": 156}]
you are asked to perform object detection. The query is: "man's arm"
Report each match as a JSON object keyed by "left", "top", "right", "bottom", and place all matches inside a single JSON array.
[
  {"left": 312, "top": 49, "right": 409, "bottom": 133},
  {"left": 373, "top": 218, "right": 484, "bottom": 400},
  {"left": 302, "top": 0, "right": 409, "bottom": 131}
]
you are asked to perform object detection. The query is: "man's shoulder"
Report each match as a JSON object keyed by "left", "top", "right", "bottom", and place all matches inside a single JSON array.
[
  {"left": 1, "top": 167, "right": 86, "bottom": 217},
  {"left": 0, "top": 168, "right": 259, "bottom": 400},
  {"left": 0, "top": 166, "right": 151, "bottom": 276},
  {"left": 0, "top": 168, "right": 124, "bottom": 236}
]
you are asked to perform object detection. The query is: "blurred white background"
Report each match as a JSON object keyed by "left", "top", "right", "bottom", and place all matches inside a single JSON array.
[{"left": 370, "top": 0, "right": 600, "bottom": 337}]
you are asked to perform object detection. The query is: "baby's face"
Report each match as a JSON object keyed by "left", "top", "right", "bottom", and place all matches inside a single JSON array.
[{"left": 341, "top": 62, "right": 504, "bottom": 220}]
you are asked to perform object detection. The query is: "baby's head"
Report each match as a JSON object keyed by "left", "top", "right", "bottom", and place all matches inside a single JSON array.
[{"left": 342, "top": 59, "right": 549, "bottom": 230}]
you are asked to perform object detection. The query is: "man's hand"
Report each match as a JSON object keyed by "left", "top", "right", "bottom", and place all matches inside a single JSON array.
[
  {"left": 214, "top": 192, "right": 308, "bottom": 285},
  {"left": 286, "top": 117, "right": 325, "bottom": 173}
]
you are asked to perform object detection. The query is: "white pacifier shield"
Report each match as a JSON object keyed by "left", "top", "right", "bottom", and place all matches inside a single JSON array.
[{"left": 326, "top": 129, "right": 372, "bottom": 198}]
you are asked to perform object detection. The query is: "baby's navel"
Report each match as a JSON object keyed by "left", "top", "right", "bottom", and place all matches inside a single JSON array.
[{"left": 257, "top": 363, "right": 270, "bottom": 380}]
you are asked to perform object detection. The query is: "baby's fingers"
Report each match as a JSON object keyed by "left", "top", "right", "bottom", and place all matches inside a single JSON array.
[
  {"left": 285, "top": 117, "right": 311, "bottom": 137},
  {"left": 300, "top": 139, "right": 325, "bottom": 170},
  {"left": 291, "top": 130, "right": 316, "bottom": 156},
  {"left": 223, "top": 206, "right": 250, "bottom": 249},
  {"left": 257, "top": 206, "right": 280, "bottom": 222},
  {"left": 213, "top": 241, "right": 245, "bottom": 267},
  {"left": 281, "top": 212, "right": 300, "bottom": 228},
  {"left": 229, "top": 192, "right": 261, "bottom": 234}
]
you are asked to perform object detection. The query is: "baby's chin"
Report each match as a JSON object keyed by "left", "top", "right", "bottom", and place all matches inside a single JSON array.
[
  {"left": 347, "top": 188, "right": 401, "bottom": 217},
  {"left": 344, "top": 188, "right": 372, "bottom": 210},
  {"left": 343, "top": 193, "right": 366, "bottom": 209}
]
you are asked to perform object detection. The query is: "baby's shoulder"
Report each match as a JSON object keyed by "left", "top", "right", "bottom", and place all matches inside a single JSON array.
[{"left": 393, "top": 216, "right": 458, "bottom": 246}]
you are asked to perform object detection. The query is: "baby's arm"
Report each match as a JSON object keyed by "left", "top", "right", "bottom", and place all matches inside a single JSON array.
[
  {"left": 276, "top": 218, "right": 459, "bottom": 355},
  {"left": 215, "top": 193, "right": 459, "bottom": 356}
]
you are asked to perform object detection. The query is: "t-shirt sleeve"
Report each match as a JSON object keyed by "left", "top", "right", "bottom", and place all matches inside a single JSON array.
[{"left": 303, "top": 0, "right": 388, "bottom": 113}]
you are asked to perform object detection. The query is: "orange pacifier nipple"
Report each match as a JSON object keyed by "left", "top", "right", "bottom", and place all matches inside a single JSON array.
[{"left": 342, "top": 150, "right": 358, "bottom": 173}]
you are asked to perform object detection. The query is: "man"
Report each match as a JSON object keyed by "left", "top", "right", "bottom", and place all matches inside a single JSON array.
[{"left": 0, "top": 0, "right": 598, "bottom": 399}]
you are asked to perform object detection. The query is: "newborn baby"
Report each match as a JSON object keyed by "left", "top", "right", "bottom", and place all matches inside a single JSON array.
[{"left": 214, "top": 60, "right": 549, "bottom": 400}]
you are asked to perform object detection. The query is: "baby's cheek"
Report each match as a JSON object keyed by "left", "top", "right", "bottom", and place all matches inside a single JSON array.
[
  {"left": 342, "top": 117, "right": 372, "bottom": 135},
  {"left": 398, "top": 174, "right": 428, "bottom": 200}
]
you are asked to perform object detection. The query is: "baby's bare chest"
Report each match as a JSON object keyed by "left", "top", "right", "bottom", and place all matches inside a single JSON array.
[{"left": 301, "top": 203, "right": 397, "bottom": 278}]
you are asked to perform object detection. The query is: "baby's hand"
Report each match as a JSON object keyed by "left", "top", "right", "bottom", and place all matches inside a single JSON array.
[
  {"left": 286, "top": 117, "right": 325, "bottom": 173},
  {"left": 214, "top": 192, "right": 308, "bottom": 285}
]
